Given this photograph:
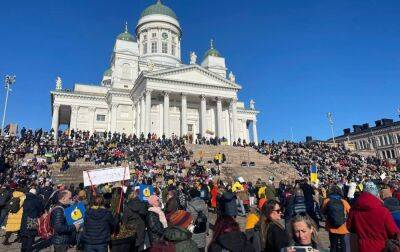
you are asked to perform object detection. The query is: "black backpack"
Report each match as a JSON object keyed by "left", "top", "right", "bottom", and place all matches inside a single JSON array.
[
  {"left": 190, "top": 204, "right": 207, "bottom": 234},
  {"left": 326, "top": 198, "right": 346, "bottom": 228},
  {"left": 8, "top": 197, "right": 21, "bottom": 214}
]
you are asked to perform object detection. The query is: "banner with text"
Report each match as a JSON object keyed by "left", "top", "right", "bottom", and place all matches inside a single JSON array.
[{"left": 83, "top": 167, "right": 130, "bottom": 187}]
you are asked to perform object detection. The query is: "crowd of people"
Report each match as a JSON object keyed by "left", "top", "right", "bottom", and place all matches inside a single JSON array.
[{"left": 0, "top": 128, "right": 399, "bottom": 252}]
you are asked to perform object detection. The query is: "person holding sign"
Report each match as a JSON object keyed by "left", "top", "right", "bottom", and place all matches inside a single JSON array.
[{"left": 81, "top": 195, "right": 116, "bottom": 252}]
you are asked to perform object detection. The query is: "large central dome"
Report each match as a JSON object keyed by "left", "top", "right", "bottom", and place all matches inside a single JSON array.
[{"left": 140, "top": 0, "right": 177, "bottom": 20}]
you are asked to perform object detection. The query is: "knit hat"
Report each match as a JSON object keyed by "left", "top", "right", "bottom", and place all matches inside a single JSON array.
[
  {"left": 364, "top": 182, "right": 379, "bottom": 197},
  {"left": 148, "top": 195, "right": 159, "bottom": 207},
  {"left": 168, "top": 210, "right": 193, "bottom": 229}
]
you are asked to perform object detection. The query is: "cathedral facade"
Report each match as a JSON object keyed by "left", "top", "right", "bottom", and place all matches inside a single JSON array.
[{"left": 50, "top": 0, "right": 259, "bottom": 144}]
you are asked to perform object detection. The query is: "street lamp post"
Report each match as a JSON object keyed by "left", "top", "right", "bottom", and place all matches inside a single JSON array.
[
  {"left": 1, "top": 75, "right": 16, "bottom": 136},
  {"left": 327, "top": 112, "right": 335, "bottom": 144}
]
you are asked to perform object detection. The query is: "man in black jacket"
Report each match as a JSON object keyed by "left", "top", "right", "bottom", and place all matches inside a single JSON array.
[
  {"left": 20, "top": 188, "right": 44, "bottom": 252},
  {"left": 50, "top": 190, "right": 80, "bottom": 252}
]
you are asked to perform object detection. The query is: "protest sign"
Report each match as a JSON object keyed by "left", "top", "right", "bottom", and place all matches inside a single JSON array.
[
  {"left": 65, "top": 202, "right": 86, "bottom": 225},
  {"left": 139, "top": 184, "right": 154, "bottom": 202},
  {"left": 83, "top": 167, "right": 130, "bottom": 187}
]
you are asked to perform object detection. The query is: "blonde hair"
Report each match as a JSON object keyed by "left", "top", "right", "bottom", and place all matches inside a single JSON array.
[{"left": 290, "top": 214, "right": 320, "bottom": 246}]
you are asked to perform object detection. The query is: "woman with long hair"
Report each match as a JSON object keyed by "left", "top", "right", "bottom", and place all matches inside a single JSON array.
[
  {"left": 285, "top": 214, "right": 324, "bottom": 252},
  {"left": 259, "top": 199, "right": 289, "bottom": 252}
]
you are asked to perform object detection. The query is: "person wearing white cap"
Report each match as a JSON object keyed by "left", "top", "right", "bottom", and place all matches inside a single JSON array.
[{"left": 20, "top": 188, "right": 44, "bottom": 251}]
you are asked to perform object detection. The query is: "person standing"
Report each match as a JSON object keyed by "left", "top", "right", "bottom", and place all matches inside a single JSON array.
[
  {"left": 347, "top": 182, "right": 400, "bottom": 252},
  {"left": 321, "top": 186, "right": 350, "bottom": 252},
  {"left": 3, "top": 188, "right": 26, "bottom": 246},
  {"left": 259, "top": 199, "right": 289, "bottom": 252},
  {"left": 51, "top": 190, "right": 80, "bottom": 252},
  {"left": 81, "top": 195, "right": 115, "bottom": 252},
  {"left": 187, "top": 188, "right": 209, "bottom": 252},
  {"left": 20, "top": 188, "right": 44, "bottom": 252}
]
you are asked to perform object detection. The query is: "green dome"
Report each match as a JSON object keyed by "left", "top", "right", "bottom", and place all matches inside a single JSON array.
[
  {"left": 103, "top": 68, "right": 112, "bottom": 77},
  {"left": 140, "top": 0, "right": 178, "bottom": 20},
  {"left": 117, "top": 22, "right": 136, "bottom": 42},
  {"left": 117, "top": 31, "right": 135, "bottom": 42},
  {"left": 204, "top": 39, "right": 221, "bottom": 58}
]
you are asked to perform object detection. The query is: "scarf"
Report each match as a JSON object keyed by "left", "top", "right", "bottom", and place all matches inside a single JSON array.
[{"left": 149, "top": 206, "right": 168, "bottom": 228}]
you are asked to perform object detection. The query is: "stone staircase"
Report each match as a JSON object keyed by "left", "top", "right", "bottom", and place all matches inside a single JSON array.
[
  {"left": 49, "top": 145, "right": 299, "bottom": 185},
  {"left": 51, "top": 160, "right": 107, "bottom": 185},
  {"left": 186, "top": 144, "right": 299, "bottom": 183}
]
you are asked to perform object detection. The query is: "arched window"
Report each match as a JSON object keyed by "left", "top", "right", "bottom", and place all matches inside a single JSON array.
[{"left": 122, "top": 63, "right": 131, "bottom": 80}]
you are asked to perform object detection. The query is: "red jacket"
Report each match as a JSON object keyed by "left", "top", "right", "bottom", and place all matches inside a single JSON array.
[{"left": 347, "top": 192, "right": 400, "bottom": 252}]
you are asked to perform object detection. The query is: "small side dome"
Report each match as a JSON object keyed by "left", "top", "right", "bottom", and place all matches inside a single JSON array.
[
  {"left": 103, "top": 68, "right": 112, "bottom": 77},
  {"left": 140, "top": 0, "right": 178, "bottom": 20},
  {"left": 117, "top": 22, "right": 136, "bottom": 42},
  {"left": 204, "top": 39, "right": 221, "bottom": 58}
]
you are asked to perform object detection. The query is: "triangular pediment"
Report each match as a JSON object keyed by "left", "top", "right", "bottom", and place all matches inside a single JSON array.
[{"left": 145, "top": 65, "right": 241, "bottom": 89}]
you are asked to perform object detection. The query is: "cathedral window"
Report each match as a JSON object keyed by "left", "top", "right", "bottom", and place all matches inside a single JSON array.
[
  {"left": 162, "top": 42, "right": 168, "bottom": 53},
  {"left": 122, "top": 63, "right": 131, "bottom": 79},
  {"left": 96, "top": 115, "right": 106, "bottom": 122},
  {"left": 143, "top": 34, "right": 147, "bottom": 41},
  {"left": 171, "top": 45, "right": 176, "bottom": 56},
  {"left": 151, "top": 42, "right": 157, "bottom": 53},
  {"left": 152, "top": 32, "right": 157, "bottom": 38},
  {"left": 143, "top": 43, "right": 148, "bottom": 54}
]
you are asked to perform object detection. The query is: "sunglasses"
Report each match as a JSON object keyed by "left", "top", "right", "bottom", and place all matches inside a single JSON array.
[{"left": 272, "top": 208, "right": 282, "bottom": 213}]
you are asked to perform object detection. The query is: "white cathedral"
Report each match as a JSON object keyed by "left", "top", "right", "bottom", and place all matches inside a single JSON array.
[{"left": 50, "top": 0, "right": 259, "bottom": 144}]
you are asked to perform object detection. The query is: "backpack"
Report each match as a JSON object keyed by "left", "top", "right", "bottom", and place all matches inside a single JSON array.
[
  {"left": 189, "top": 203, "right": 207, "bottom": 234},
  {"left": 8, "top": 197, "right": 21, "bottom": 213},
  {"left": 38, "top": 206, "right": 63, "bottom": 240},
  {"left": 326, "top": 198, "right": 346, "bottom": 228}
]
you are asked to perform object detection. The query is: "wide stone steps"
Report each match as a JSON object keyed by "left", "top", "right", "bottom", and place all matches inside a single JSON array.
[{"left": 186, "top": 144, "right": 299, "bottom": 183}]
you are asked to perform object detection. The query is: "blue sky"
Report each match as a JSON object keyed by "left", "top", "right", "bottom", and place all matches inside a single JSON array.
[{"left": 1, "top": 0, "right": 400, "bottom": 142}]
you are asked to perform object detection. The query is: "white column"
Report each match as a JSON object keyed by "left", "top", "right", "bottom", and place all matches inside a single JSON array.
[
  {"left": 252, "top": 120, "right": 258, "bottom": 145},
  {"left": 200, "top": 95, "right": 207, "bottom": 137},
  {"left": 51, "top": 104, "right": 60, "bottom": 139},
  {"left": 135, "top": 102, "right": 140, "bottom": 136},
  {"left": 132, "top": 104, "right": 136, "bottom": 134},
  {"left": 216, "top": 97, "right": 223, "bottom": 138},
  {"left": 163, "top": 92, "right": 170, "bottom": 137},
  {"left": 111, "top": 104, "right": 117, "bottom": 133},
  {"left": 181, "top": 93, "right": 187, "bottom": 137},
  {"left": 88, "top": 107, "right": 96, "bottom": 134},
  {"left": 145, "top": 89, "right": 152, "bottom": 134},
  {"left": 140, "top": 96, "right": 145, "bottom": 133},
  {"left": 70, "top": 105, "right": 78, "bottom": 130},
  {"left": 107, "top": 107, "right": 111, "bottom": 132},
  {"left": 231, "top": 98, "right": 238, "bottom": 143}
]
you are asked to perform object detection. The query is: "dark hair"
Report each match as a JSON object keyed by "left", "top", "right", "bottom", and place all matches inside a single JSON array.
[
  {"left": 189, "top": 188, "right": 200, "bottom": 199},
  {"left": 93, "top": 195, "right": 104, "bottom": 207},
  {"left": 210, "top": 216, "right": 240, "bottom": 245}
]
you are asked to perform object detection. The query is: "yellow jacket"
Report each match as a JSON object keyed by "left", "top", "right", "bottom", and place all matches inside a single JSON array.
[
  {"left": 245, "top": 213, "right": 260, "bottom": 230},
  {"left": 6, "top": 191, "right": 26, "bottom": 232},
  {"left": 232, "top": 182, "right": 244, "bottom": 193}
]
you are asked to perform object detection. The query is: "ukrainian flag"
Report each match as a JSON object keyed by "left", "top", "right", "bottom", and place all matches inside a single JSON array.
[{"left": 310, "top": 165, "right": 318, "bottom": 183}]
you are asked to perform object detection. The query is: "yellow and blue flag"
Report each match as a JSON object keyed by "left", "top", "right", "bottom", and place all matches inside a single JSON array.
[{"left": 310, "top": 165, "right": 318, "bottom": 183}]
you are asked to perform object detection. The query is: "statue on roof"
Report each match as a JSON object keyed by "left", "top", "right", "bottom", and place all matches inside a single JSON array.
[
  {"left": 250, "top": 99, "right": 255, "bottom": 110},
  {"left": 190, "top": 51, "right": 197, "bottom": 64},
  {"left": 56, "top": 76, "right": 62, "bottom": 91},
  {"left": 228, "top": 71, "right": 235, "bottom": 82}
]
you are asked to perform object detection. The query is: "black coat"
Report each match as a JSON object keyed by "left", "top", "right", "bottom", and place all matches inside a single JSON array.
[
  {"left": 50, "top": 203, "right": 76, "bottom": 245},
  {"left": 122, "top": 198, "right": 148, "bottom": 247},
  {"left": 82, "top": 207, "right": 115, "bottom": 245},
  {"left": 209, "top": 231, "right": 255, "bottom": 252},
  {"left": 0, "top": 187, "right": 12, "bottom": 208},
  {"left": 146, "top": 210, "right": 165, "bottom": 243},
  {"left": 263, "top": 222, "right": 289, "bottom": 252},
  {"left": 219, "top": 192, "right": 237, "bottom": 217},
  {"left": 20, "top": 193, "right": 44, "bottom": 236}
]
